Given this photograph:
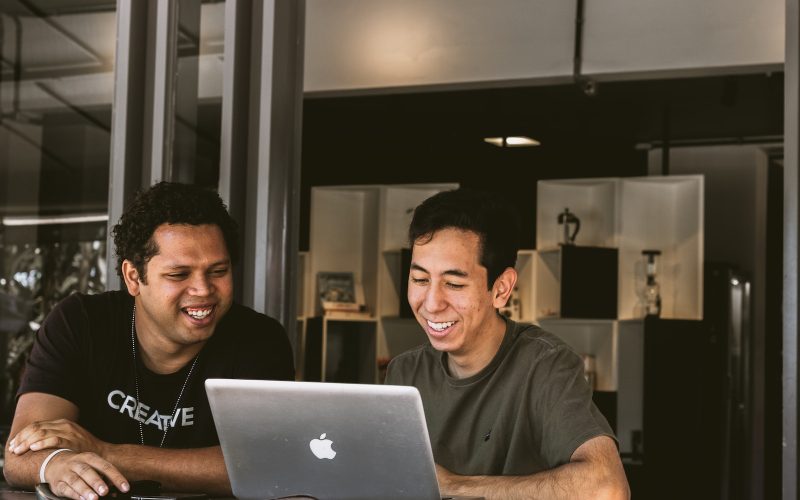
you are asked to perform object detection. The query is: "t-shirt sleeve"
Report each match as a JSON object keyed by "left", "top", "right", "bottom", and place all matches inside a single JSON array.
[
  {"left": 384, "top": 349, "right": 422, "bottom": 386},
  {"left": 17, "top": 294, "right": 86, "bottom": 404},
  {"left": 232, "top": 313, "right": 295, "bottom": 381},
  {"left": 384, "top": 357, "right": 406, "bottom": 386},
  {"left": 262, "top": 316, "right": 295, "bottom": 381},
  {"left": 531, "top": 345, "right": 616, "bottom": 467}
]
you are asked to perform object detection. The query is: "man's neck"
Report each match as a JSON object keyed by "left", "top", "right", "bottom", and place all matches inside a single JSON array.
[
  {"left": 447, "top": 313, "right": 507, "bottom": 379},
  {"left": 137, "top": 339, "right": 203, "bottom": 375},
  {"left": 134, "top": 312, "right": 204, "bottom": 375}
]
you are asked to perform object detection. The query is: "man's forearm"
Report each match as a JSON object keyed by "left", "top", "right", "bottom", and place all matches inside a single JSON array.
[
  {"left": 103, "top": 444, "right": 230, "bottom": 496},
  {"left": 438, "top": 460, "right": 629, "bottom": 500},
  {"left": 4, "top": 448, "right": 55, "bottom": 487}
]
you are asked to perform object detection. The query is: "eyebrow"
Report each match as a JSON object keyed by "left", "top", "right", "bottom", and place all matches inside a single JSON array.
[
  {"left": 163, "top": 259, "right": 231, "bottom": 270},
  {"left": 410, "top": 263, "right": 469, "bottom": 278}
]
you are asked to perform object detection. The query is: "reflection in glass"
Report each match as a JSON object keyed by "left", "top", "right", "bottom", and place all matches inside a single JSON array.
[
  {"left": 173, "top": 0, "right": 225, "bottom": 187},
  {"left": 0, "top": 1, "right": 116, "bottom": 424},
  {"left": 0, "top": 224, "right": 106, "bottom": 421}
]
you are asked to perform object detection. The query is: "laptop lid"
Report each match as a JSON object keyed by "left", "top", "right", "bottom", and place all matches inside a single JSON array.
[{"left": 205, "top": 379, "right": 441, "bottom": 500}]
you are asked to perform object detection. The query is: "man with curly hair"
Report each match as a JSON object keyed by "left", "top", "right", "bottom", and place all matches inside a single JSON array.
[{"left": 3, "top": 182, "right": 294, "bottom": 499}]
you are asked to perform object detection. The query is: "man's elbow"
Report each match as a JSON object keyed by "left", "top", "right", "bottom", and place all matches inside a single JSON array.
[
  {"left": 4, "top": 465, "right": 23, "bottom": 488},
  {"left": 593, "top": 474, "right": 630, "bottom": 500},
  {"left": 3, "top": 454, "right": 33, "bottom": 488}
]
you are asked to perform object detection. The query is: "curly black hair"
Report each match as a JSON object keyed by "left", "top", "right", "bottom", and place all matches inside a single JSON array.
[
  {"left": 408, "top": 188, "right": 519, "bottom": 290},
  {"left": 111, "top": 182, "right": 239, "bottom": 283}
]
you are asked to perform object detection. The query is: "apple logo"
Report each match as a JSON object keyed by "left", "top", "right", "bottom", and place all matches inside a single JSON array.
[{"left": 309, "top": 433, "right": 336, "bottom": 459}]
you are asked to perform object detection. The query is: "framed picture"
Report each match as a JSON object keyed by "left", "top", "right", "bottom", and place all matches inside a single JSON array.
[{"left": 317, "top": 272, "right": 364, "bottom": 312}]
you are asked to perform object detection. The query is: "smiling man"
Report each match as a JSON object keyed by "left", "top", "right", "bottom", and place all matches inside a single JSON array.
[
  {"left": 385, "top": 189, "right": 630, "bottom": 500},
  {"left": 3, "top": 182, "right": 294, "bottom": 499}
]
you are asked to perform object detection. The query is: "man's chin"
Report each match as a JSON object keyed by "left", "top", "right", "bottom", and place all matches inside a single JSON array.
[
  {"left": 177, "top": 316, "right": 218, "bottom": 341},
  {"left": 426, "top": 334, "right": 459, "bottom": 353}
]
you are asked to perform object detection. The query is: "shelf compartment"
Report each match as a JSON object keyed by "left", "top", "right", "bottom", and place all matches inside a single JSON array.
[
  {"left": 538, "top": 318, "right": 618, "bottom": 392},
  {"left": 304, "top": 316, "right": 378, "bottom": 384},
  {"left": 537, "top": 178, "right": 619, "bottom": 250}
]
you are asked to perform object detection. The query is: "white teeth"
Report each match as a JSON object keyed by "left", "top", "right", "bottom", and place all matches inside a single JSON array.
[
  {"left": 185, "top": 307, "right": 212, "bottom": 319},
  {"left": 427, "top": 320, "right": 455, "bottom": 332}
]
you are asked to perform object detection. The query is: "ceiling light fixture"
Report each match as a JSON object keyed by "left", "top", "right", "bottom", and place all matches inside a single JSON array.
[
  {"left": 484, "top": 136, "right": 540, "bottom": 147},
  {"left": 2, "top": 213, "right": 108, "bottom": 227}
]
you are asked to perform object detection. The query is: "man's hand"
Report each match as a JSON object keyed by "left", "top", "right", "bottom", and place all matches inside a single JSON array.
[
  {"left": 8, "top": 419, "right": 106, "bottom": 456},
  {"left": 43, "top": 450, "right": 129, "bottom": 500}
]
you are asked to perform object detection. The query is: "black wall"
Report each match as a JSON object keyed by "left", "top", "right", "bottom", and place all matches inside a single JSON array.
[{"left": 300, "top": 73, "right": 783, "bottom": 250}]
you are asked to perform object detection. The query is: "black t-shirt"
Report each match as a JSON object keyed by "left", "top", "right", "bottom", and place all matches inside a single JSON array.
[{"left": 18, "top": 290, "right": 294, "bottom": 448}]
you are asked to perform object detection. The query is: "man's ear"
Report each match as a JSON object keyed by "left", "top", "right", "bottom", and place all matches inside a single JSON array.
[
  {"left": 492, "top": 267, "right": 518, "bottom": 309},
  {"left": 121, "top": 260, "right": 142, "bottom": 296}
]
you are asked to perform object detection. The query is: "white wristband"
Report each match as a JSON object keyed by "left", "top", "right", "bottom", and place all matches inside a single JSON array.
[{"left": 39, "top": 448, "right": 72, "bottom": 484}]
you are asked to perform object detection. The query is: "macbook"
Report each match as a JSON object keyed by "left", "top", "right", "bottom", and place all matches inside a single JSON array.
[{"left": 205, "top": 379, "right": 446, "bottom": 500}]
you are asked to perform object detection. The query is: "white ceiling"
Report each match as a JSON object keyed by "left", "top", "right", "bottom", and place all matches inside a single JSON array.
[{"left": 0, "top": 0, "right": 786, "bottom": 114}]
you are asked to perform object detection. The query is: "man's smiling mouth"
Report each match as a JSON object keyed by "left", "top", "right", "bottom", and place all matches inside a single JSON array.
[
  {"left": 183, "top": 306, "right": 214, "bottom": 320},
  {"left": 427, "top": 319, "right": 456, "bottom": 332}
]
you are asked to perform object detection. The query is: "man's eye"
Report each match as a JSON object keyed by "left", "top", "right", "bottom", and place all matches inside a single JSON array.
[
  {"left": 446, "top": 282, "right": 465, "bottom": 290},
  {"left": 167, "top": 273, "right": 188, "bottom": 280},
  {"left": 410, "top": 277, "right": 429, "bottom": 285},
  {"left": 210, "top": 268, "right": 229, "bottom": 276}
]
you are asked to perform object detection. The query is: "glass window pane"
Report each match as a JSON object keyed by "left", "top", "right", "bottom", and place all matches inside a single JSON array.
[
  {"left": 0, "top": 1, "right": 115, "bottom": 424},
  {"left": 172, "top": 0, "right": 224, "bottom": 187}
]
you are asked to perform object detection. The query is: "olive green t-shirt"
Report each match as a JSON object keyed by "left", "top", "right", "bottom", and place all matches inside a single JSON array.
[{"left": 385, "top": 318, "right": 615, "bottom": 475}]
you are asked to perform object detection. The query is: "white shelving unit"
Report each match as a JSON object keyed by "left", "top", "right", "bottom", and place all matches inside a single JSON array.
[
  {"left": 298, "top": 175, "right": 703, "bottom": 418},
  {"left": 302, "top": 183, "right": 458, "bottom": 383},
  {"left": 536, "top": 175, "right": 704, "bottom": 320}
]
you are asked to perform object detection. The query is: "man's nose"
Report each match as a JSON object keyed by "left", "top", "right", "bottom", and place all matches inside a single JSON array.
[
  {"left": 189, "top": 274, "right": 214, "bottom": 295},
  {"left": 423, "top": 285, "right": 446, "bottom": 312}
]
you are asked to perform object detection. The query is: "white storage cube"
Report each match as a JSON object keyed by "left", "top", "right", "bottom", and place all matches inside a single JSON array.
[
  {"left": 537, "top": 178, "right": 619, "bottom": 250},
  {"left": 538, "top": 318, "right": 618, "bottom": 392},
  {"left": 618, "top": 176, "right": 704, "bottom": 320},
  {"left": 309, "top": 186, "right": 381, "bottom": 316}
]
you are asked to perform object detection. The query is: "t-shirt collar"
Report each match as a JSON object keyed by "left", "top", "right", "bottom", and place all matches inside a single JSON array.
[{"left": 439, "top": 315, "right": 517, "bottom": 387}]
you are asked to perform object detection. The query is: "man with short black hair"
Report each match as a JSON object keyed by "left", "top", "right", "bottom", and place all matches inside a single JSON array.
[
  {"left": 386, "top": 188, "right": 630, "bottom": 500},
  {"left": 4, "top": 182, "right": 294, "bottom": 499}
]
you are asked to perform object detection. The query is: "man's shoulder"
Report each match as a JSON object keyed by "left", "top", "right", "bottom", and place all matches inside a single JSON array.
[
  {"left": 506, "top": 321, "right": 583, "bottom": 367},
  {"left": 223, "top": 302, "right": 283, "bottom": 327},
  {"left": 216, "top": 303, "right": 287, "bottom": 343},
  {"left": 48, "top": 290, "right": 130, "bottom": 322},
  {"left": 210, "top": 303, "right": 294, "bottom": 379},
  {"left": 389, "top": 342, "right": 436, "bottom": 365},
  {"left": 385, "top": 342, "right": 437, "bottom": 383}
]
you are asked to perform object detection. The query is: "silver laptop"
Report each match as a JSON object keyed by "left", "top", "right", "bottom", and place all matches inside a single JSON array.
[{"left": 205, "top": 379, "right": 443, "bottom": 500}]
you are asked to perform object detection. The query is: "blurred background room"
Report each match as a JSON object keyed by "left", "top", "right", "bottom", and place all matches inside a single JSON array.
[{"left": 0, "top": 1, "right": 795, "bottom": 498}]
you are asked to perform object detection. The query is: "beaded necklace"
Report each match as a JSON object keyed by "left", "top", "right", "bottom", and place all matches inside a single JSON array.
[{"left": 130, "top": 305, "right": 199, "bottom": 447}]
